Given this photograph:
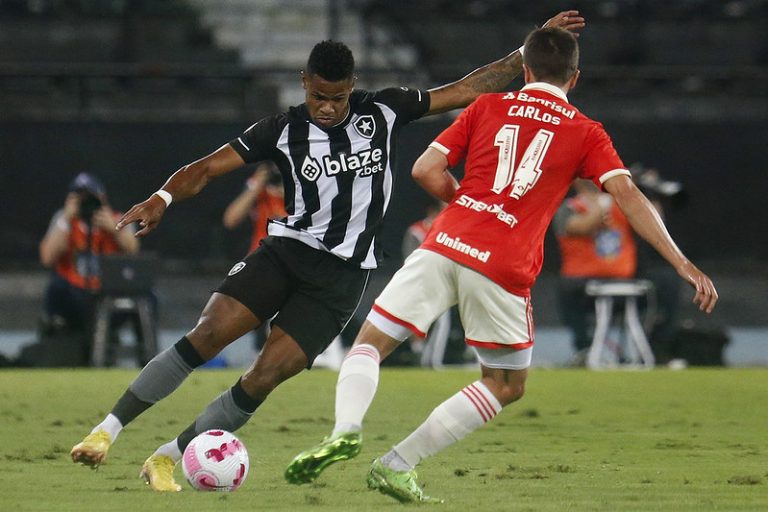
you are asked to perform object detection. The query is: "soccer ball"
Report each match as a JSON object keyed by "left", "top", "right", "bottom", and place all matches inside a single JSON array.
[{"left": 182, "top": 430, "right": 249, "bottom": 491}]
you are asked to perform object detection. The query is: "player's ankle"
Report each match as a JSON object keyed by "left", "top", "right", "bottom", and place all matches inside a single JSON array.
[
  {"left": 331, "top": 424, "right": 361, "bottom": 437},
  {"left": 380, "top": 449, "right": 412, "bottom": 471}
]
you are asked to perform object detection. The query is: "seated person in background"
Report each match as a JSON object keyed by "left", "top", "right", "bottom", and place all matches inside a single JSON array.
[
  {"left": 38, "top": 173, "right": 139, "bottom": 360},
  {"left": 223, "top": 161, "right": 287, "bottom": 255},
  {"left": 553, "top": 179, "right": 637, "bottom": 361}
]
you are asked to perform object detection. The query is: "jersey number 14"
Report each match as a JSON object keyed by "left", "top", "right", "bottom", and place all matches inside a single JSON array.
[{"left": 492, "top": 125, "right": 554, "bottom": 199}]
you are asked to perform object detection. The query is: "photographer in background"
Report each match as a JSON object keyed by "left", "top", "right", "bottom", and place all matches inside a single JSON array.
[
  {"left": 223, "top": 161, "right": 287, "bottom": 255},
  {"left": 37, "top": 173, "right": 139, "bottom": 363},
  {"left": 553, "top": 179, "right": 638, "bottom": 365}
]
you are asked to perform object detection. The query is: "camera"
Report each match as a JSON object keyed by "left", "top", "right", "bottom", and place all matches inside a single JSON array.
[
  {"left": 77, "top": 191, "right": 103, "bottom": 222},
  {"left": 631, "top": 164, "right": 688, "bottom": 209}
]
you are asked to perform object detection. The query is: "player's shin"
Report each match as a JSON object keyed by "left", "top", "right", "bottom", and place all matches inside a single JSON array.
[
  {"left": 385, "top": 380, "right": 502, "bottom": 469},
  {"left": 174, "top": 378, "right": 262, "bottom": 459},
  {"left": 80, "top": 336, "right": 205, "bottom": 456},
  {"left": 109, "top": 336, "right": 206, "bottom": 431},
  {"left": 332, "top": 343, "right": 381, "bottom": 436}
]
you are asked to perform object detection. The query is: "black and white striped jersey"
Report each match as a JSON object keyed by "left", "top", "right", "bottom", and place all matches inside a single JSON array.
[{"left": 229, "top": 87, "right": 430, "bottom": 269}]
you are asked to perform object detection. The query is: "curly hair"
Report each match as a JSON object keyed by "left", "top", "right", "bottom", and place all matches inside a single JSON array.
[{"left": 306, "top": 40, "right": 355, "bottom": 81}]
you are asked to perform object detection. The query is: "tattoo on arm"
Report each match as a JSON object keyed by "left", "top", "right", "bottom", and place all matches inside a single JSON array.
[
  {"left": 464, "top": 51, "right": 523, "bottom": 95},
  {"left": 428, "top": 49, "right": 523, "bottom": 114}
]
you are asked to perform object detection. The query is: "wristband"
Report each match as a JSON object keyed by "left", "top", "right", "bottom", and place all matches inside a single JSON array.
[
  {"left": 517, "top": 45, "right": 525, "bottom": 57},
  {"left": 154, "top": 189, "right": 173, "bottom": 207}
]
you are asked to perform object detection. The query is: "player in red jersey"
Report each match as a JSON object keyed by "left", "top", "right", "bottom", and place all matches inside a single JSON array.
[{"left": 287, "top": 27, "right": 718, "bottom": 503}]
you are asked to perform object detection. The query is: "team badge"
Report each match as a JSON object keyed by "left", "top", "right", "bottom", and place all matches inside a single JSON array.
[
  {"left": 228, "top": 261, "right": 246, "bottom": 276},
  {"left": 300, "top": 155, "right": 322, "bottom": 182},
  {"left": 353, "top": 115, "right": 376, "bottom": 139}
]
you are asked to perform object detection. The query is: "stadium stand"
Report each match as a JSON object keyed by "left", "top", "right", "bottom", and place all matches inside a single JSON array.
[
  {"left": 0, "top": 0, "right": 277, "bottom": 121},
  {"left": 357, "top": 0, "right": 768, "bottom": 120}
]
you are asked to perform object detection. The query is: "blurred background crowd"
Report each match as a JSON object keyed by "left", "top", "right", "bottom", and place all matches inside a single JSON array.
[{"left": 0, "top": 0, "right": 766, "bottom": 368}]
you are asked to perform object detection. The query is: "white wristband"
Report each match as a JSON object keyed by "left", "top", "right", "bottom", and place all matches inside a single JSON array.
[
  {"left": 154, "top": 189, "right": 173, "bottom": 207},
  {"left": 517, "top": 45, "right": 525, "bottom": 57}
]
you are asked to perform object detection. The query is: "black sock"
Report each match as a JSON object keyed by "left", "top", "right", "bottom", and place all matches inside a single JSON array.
[
  {"left": 111, "top": 389, "right": 152, "bottom": 427},
  {"left": 174, "top": 336, "right": 206, "bottom": 367},
  {"left": 230, "top": 378, "right": 263, "bottom": 414}
]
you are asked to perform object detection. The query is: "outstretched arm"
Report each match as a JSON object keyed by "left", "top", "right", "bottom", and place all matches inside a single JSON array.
[
  {"left": 117, "top": 144, "right": 245, "bottom": 236},
  {"left": 426, "top": 10, "right": 585, "bottom": 115},
  {"left": 603, "top": 175, "right": 718, "bottom": 313}
]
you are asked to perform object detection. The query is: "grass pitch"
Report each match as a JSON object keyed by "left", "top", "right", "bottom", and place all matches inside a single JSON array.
[{"left": 0, "top": 368, "right": 765, "bottom": 511}]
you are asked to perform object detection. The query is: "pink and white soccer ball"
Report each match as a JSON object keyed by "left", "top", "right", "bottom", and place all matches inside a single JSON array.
[{"left": 182, "top": 429, "right": 249, "bottom": 491}]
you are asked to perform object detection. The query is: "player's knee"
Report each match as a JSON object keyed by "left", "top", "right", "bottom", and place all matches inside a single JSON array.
[{"left": 187, "top": 319, "right": 227, "bottom": 360}]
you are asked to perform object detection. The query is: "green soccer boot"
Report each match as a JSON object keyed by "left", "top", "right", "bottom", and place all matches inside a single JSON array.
[
  {"left": 366, "top": 458, "right": 443, "bottom": 504},
  {"left": 284, "top": 432, "right": 362, "bottom": 484}
]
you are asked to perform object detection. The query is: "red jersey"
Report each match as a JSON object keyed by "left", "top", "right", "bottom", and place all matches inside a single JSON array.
[{"left": 421, "top": 83, "right": 630, "bottom": 296}]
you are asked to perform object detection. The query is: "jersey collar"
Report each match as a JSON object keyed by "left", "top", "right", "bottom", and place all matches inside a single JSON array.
[{"left": 521, "top": 82, "right": 569, "bottom": 103}]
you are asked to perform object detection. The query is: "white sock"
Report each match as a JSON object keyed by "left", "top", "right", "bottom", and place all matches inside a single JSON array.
[
  {"left": 391, "top": 381, "right": 502, "bottom": 469},
  {"left": 380, "top": 449, "right": 411, "bottom": 471},
  {"left": 92, "top": 413, "right": 123, "bottom": 443},
  {"left": 153, "top": 438, "right": 183, "bottom": 463},
  {"left": 331, "top": 344, "right": 381, "bottom": 437}
]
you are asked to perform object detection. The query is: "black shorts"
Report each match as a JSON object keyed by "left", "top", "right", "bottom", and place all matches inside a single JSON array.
[{"left": 215, "top": 236, "right": 370, "bottom": 367}]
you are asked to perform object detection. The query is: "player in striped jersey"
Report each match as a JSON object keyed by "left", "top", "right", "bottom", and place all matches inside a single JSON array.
[
  {"left": 287, "top": 27, "right": 718, "bottom": 503},
  {"left": 71, "top": 12, "right": 587, "bottom": 491}
]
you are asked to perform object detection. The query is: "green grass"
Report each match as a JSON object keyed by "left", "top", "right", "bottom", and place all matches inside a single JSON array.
[{"left": 0, "top": 368, "right": 766, "bottom": 511}]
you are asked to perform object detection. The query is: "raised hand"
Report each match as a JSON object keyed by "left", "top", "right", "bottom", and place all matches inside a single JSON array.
[
  {"left": 543, "top": 10, "right": 586, "bottom": 36},
  {"left": 116, "top": 194, "right": 168, "bottom": 237}
]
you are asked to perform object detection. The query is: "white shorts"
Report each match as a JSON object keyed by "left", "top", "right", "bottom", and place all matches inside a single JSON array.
[{"left": 369, "top": 249, "right": 533, "bottom": 367}]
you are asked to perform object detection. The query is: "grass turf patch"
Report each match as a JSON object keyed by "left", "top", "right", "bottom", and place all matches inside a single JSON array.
[{"left": 0, "top": 368, "right": 765, "bottom": 511}]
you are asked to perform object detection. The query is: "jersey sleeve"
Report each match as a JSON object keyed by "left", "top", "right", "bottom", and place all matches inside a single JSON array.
[
  {"left": 229, "top": 115, "right": 281, "bottom": 163},
  {"left": 428, "top": 100, "right": 479, "bottom": 168},
  {"left": 579, "top": 123, "right": 630, "bottom": 188},
  {"left": 371, "top": 87, "right": 431, "bottom": 125}
]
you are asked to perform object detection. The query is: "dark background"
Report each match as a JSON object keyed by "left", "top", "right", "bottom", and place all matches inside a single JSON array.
[
  {"left": 0, "top": 0, "right": 766, "bottom": 335},
  {"left": 2, "top": 117, "right": 766, "bottom": 268}
]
